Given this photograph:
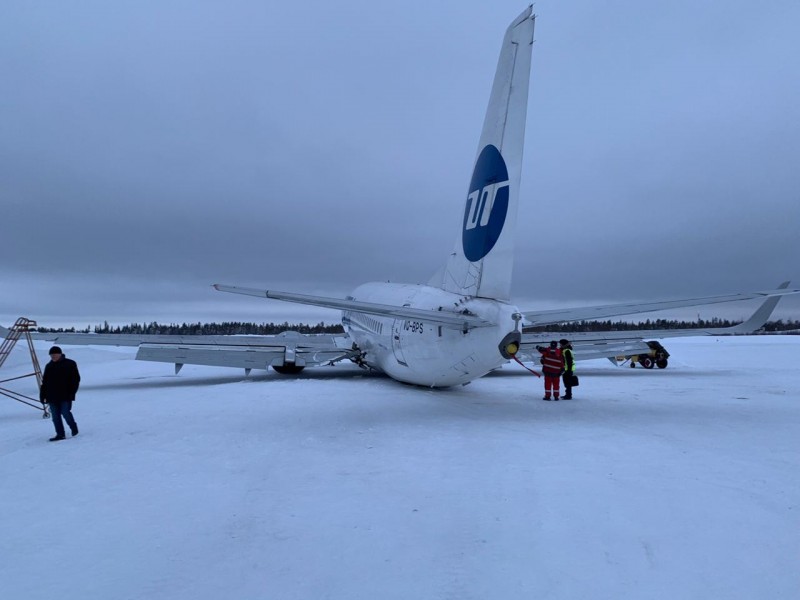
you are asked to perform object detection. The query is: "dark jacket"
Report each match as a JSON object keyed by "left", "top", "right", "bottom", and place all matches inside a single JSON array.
[{"left": 40, "top": 356, "right": 81, "bottom": 404}]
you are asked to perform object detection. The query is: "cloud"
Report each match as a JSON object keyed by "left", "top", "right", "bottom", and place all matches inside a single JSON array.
[{"left": 1, "top": 0, "right": 798, "bottom": 327}]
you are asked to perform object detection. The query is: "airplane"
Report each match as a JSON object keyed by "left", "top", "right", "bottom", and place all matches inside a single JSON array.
[{"left": 3, "top": 7, "right": 798, "bottom": 388}]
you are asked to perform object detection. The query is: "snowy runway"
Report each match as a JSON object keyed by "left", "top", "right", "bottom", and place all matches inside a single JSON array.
[{"left": 2, "top": 337, "right": 798, "bottom": 599}]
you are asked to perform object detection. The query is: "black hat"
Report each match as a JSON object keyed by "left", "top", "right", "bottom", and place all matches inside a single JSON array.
[
  {"left": 48, "top": 346, "right": 63, "bottom": 355},
  {"left": 549, "top": 340, "right": 558, "bottom": 348},
  {"left": 559, "top": 339, "right": 570, "bottom": 346}
]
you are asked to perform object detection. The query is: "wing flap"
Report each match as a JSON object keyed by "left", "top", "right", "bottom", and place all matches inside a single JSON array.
[
  {"left": 136, "top": 342, "right": 356, "bottom": 370},
  {"left": 136, "top": 344, "right": 285, "bottom": 369}
]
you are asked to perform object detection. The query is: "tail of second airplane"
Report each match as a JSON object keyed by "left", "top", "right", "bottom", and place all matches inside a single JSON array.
[{"left": 435, "top": 7, "right": 535, "bottom": 302}]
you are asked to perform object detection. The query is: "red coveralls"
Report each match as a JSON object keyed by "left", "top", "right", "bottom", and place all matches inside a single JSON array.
[{"left": 538, "top": 346, "right": 565, "bottom": 400}]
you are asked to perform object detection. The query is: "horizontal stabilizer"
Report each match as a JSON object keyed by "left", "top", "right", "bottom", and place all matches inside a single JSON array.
[{"left": 213, "top": 284, "right": 495, "bottom": 330}]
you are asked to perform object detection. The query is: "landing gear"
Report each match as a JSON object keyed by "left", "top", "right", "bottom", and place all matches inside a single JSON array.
[
  {"left": 349, "top": 342, "right": 369, "bottom": 369},
  {"left": 627, "top": 341, "right": 670, "bottom": 369}
]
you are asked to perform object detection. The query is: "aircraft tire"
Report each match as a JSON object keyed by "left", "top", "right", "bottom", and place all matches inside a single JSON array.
[
  {"left": 656, "top": 358, "right": 668, "bottom": 369},
  {"left": 640, "top": 356, "right": 654, "bottom": 369}
]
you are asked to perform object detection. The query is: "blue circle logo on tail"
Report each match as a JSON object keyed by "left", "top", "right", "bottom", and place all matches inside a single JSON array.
[{"left": 462, "top": 144, "right": 510, "bottom": 262}]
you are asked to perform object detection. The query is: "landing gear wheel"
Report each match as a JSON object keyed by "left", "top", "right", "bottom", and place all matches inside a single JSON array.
[
  {"left": 640, "top": 356, "right": 654, "bottom": 369},
  {"left": 656, "top": 358, "right": 668, "bottom": 369},
  {"left": 272, "top": 364, "right": 305, "bottom": 375}
]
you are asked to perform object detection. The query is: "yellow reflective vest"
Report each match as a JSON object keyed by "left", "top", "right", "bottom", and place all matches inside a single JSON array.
[{"left": 563, "top": 348, "right": 574, "bottom": 373}]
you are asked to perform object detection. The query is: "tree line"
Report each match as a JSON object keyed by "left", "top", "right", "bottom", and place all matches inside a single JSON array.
[
  {"left": 34, "top": 317, "right": 800, "bottom": 335},
  {"left": 36, "top": 321, "right": 345, "bottom": 335}
]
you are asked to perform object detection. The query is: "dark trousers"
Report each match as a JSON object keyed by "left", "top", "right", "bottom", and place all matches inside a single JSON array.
[
  {"left": 562, "top": 372, "right": 573, "bottom": 397},
  {"left": 50, "top": 401, "right": 78, "bottom": 437}
]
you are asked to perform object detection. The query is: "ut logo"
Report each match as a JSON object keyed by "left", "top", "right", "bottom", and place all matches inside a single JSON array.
[
  {"left": 464, "top": 181, "right": 510, "bottom": 230},
  {"left": 462, "top": 144, "right": 509, "bottom": 262}
]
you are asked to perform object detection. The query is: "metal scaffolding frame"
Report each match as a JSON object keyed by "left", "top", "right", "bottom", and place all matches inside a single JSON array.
[{"left": 0, "top": 317, "right": 48, "bottom": 417}]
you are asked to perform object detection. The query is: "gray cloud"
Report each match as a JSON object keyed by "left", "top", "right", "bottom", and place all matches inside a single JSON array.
[{"left": 2, "top": 0, "right": 799, "bottom": 327}]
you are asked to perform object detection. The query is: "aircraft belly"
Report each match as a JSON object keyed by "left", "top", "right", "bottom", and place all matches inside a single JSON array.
[
  {"left": 385, "top": 325, "right": 505, "bottom": 387},
  {"left": 345, "top": 282, "right": 521, "bottom": 387}
]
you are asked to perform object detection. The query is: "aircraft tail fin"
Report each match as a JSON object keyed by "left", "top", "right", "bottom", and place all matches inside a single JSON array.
[{"left": 438, "top": 7, "right": 535, "bottom": 301}]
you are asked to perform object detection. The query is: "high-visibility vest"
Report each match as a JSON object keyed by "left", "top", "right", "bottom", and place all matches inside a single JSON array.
[
  {"left": 563, "top": 348, "right": 574, "bottom": 372},
  {"left": 540, "top": 348, "right": 564, "bottom": 374}
]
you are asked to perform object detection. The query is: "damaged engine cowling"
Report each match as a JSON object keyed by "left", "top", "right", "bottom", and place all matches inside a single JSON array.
[{"left": 272, "top": 364, "right": 305, "bottom": 375}]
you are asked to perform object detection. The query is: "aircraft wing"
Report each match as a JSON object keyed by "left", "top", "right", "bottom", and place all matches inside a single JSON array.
[
  {"left": 520, "top": 327, "right": 736, "bottom": 363},
  {"left": 518, "top": 336, "right": 653, "bottom": 363},
  {"left": 135, "top": 335, "right": 354, "bottom": 372},
  {"left": 521, "top": 282, "right": 798, "bottom": 326},
  {"left": 0, "top": 327, "right": 356, "bottom": 372},
  {"left": 517, "top": 286, "right": 789, "bottom": 362},
  {"left": 213, "top": 285, "right": 495, "bottom": 330}
]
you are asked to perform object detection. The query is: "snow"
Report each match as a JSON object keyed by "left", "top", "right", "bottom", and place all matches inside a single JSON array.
[{"left": 1, "top": 336, "right": 799, "bottom": 599}]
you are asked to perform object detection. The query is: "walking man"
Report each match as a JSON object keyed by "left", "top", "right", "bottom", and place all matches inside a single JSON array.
[
  {"left": 40, "top": 346, "right": 80, "bottom": 442},
  {"left": 560, "top": 339, "right": 575, "bottom": 400},
  {"left": 536, "top": 340, "right": 565, "bottom": 401}
]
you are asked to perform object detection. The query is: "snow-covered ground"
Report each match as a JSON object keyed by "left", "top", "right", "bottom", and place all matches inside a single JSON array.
[{"left": 1, "top": 336, "right": 798, "bottom": 599}]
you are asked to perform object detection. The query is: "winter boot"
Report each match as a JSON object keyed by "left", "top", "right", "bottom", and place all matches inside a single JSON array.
[
  {"left": 49, "top": 435, "right": 66, "bottom": 442},
  {"left": 71, "top": 424, "right": 79, "bottom": 437}
]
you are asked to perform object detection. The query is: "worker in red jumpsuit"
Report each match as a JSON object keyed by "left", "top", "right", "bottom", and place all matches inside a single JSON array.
[{"left": 536, "top": 340, "right": 565, "bottom": 400}]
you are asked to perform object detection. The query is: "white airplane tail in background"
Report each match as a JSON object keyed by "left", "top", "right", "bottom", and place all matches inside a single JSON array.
[{"left": 438, "top": 6, "right": 535, "bottom": 302}]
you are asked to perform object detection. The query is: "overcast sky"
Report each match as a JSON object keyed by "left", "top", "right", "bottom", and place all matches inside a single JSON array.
[{"left": 2, "top": 0, "right": 799, "bottom": 328}]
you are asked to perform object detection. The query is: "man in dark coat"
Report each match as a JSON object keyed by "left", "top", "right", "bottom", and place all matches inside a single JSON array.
[
  {"left": 40, "top": 346, "right": 81, "bottom": 441},
  {"left": 560, "top": 339, "right": 575, "bottom": 400}
]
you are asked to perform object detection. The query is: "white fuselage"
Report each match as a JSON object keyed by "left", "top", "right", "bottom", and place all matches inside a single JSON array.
[{"left": 342, "top": 282, "right": 520, "bottom": 387}]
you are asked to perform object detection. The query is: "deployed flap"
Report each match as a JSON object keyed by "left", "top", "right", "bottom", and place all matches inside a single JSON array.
[
  {"left": 213, "top": 285, "right": 495, "bottom": 330},
  {"left": 137, "top": 345, "right": 285, "bottom": 370},
  {"left": 136, "top": 342, "right": 354, "bottom": 370},
  {"left": 521, "top": 282, "right": 798, "bottom": 326}
]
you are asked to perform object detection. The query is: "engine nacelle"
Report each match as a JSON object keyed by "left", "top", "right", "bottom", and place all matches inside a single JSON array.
[{"left": 272, "top": 364, "right": 305, "bottom": 375}]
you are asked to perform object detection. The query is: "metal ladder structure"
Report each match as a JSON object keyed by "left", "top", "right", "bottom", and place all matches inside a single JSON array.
[{"left": 0, "top": 317, "right": 48, "bottom": 417}]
